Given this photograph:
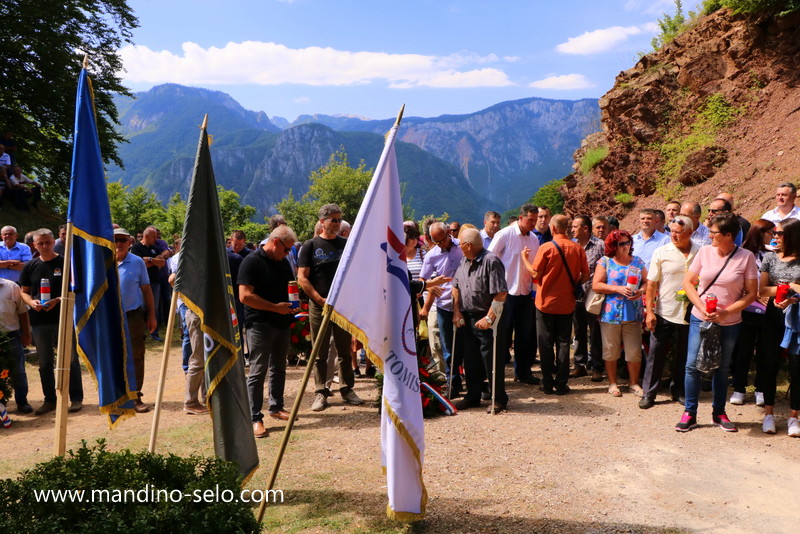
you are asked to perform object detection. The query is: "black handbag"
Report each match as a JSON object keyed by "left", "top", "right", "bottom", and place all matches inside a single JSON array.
[{"left": 552, "top": 240, "right": 585, "bottom": 301}]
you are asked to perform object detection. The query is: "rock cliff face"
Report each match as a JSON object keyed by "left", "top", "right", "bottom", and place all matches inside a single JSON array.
[{"left": 562, "top": 8, "right": 800, "bottom": 227}]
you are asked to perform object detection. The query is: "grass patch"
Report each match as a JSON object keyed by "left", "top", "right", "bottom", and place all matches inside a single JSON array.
[
  {"left": 656, "top": 93, "right": 742, "bottom": 181},
  {"left": 259, "top": 489, "right": 414, "bottom": 534},
  {"left": 614, "top": 193, "right": 634, "bottom": 205},
  {"left": 579, "top": 146, "right": 608, "bottom": 175}
]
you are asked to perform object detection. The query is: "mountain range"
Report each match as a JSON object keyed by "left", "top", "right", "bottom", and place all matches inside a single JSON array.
[{"left": 108, "top": 84, "right": 600, "bottom": 222}]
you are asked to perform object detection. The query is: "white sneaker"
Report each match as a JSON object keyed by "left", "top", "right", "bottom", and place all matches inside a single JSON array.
[
  {"left": 311, "top": 393, "right": 328, "bottom": 412},
  {"left": 788, "top": 417, "right": 800, "bottom": 437},
  {"left": 762, "top": 414, "right": 776, "bottom": 434},
  {"left": 755, "top": 391, "right": 765, "bottom": 407},
  {"left": 730, "top": 391, "right": 745, "bottom": 405}
]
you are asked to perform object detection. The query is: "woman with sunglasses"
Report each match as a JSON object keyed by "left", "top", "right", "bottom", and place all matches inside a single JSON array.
[
  {"left": 676, "top": 213, "right": 758, "bottom": 432},
  {"left": 592, "top": 230, "right": 647, "bottom": 397},
  {"left": 758, "top": 218, "right": 800, "bottom": 436},
  {"left": 729, "top": 219, "right": 775, "bottom": 407}
]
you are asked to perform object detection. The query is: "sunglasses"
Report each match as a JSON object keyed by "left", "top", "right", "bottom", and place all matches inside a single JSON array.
[
  {"left": 327, "top": 218, "right": 343, "bottom": 223},
  {"left": 618, "top": 241, "right": 632, "bottom": 246},
  {"left": 773, "top": 230, "right": 785, "bottom": 237}
]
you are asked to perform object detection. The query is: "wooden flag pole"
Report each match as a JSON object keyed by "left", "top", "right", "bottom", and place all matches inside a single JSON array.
[
  {"left": 148, "top": 290, "right": 179, "bottom": 453},
  {"left": 256, "top": 304, "right": 334, "bottom": 523},
  {"left": 53, "top": 222, "right": 76, "bottom": 456}
]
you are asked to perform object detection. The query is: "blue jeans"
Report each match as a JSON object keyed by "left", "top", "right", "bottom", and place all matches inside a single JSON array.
[
  {"left": 10, "top": 331, "right": 28, "bottom": 405},
  {"left": 178, "top": 303, "right": 191, "bottom": 372},
  {"left": 684, "top": 315, "right": 741, "bottom": 416}
]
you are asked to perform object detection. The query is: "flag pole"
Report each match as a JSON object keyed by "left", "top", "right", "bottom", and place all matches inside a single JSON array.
[
  {"left": 256, "top": 303, "right": 334, "bottom": 523},
  {"left": 148, "top": 290, "right": 179, "bottom": 452},
  {"left": 53, "top": 222, "right": 76, "bottom": 456}
]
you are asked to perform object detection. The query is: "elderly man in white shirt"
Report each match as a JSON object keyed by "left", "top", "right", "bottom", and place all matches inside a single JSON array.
[
  {"left": 488, "top": 203, "right": 540, "bottom": 385},
  {"left": 641, "top": 215, "right": 699, "bottom": 409}
]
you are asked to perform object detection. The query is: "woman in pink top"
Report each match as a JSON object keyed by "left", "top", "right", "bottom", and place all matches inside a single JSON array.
[{"left": 675, "top": 214, "right": 758, "bottom": 433}]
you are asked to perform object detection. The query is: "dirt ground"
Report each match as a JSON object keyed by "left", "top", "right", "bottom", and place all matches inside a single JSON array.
[{"left": 2, "top": 340, "right": 798, "bottom": 534}]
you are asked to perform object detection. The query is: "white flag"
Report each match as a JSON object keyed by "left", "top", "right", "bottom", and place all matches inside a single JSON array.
[{"left": 326, "top": 116, "right": 427, "bottom": 520}]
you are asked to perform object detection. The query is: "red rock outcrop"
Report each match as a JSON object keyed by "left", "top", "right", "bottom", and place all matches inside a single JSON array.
[{"left": 562, "top": 8, "right": 800, "bottom": 229}]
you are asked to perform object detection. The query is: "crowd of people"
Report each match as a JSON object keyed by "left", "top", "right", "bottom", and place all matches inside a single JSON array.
[
  {"left": 2, "top": 183, "right": 800, "bottom": 440},
  {"left": 0, "top": 133, "right": 44, "bottom": 211}
]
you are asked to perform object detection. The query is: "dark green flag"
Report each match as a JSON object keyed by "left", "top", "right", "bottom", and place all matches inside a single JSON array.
[{"left": 174, "top": 116, "right": 258, "bottom": 480}]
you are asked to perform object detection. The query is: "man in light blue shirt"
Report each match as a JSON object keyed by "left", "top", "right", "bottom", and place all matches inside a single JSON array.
[
  {"left": 420, "top": 221, "right": 463, "bottom": 396},
  {"left": 632, "top": 209, "right": 669, "bottom": 269},
  {"left": 0, "top": 225, "right": 32, "bottom": 282}
]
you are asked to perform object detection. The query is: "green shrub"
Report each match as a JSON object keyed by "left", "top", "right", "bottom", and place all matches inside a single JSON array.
[
  {"left": 614, "top": 193, "right": 634, "bottom": 205},
  {"left": 656, "top": 93, "right": 742, "bottom": 180},
  {"left": 719, "top": 0, "right": 800, "bottom": 16},
  {"left": 579, "top": 146, "right": 609, "bottom": 175},
  {"left": 530, "top": 178, "right": 565, "bottom": 214},
  {"left": 0, "top": 440, "right": 259, "bottom": 533}
]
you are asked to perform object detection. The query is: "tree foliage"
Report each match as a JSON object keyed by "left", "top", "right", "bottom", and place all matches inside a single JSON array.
[
  {"left": 530, "top": 178, "right": 565, "bottom": 215},
  {"left": 713, "top": 0, "right": 800, "bottom": 15},
  {"left": 277, "top": 148, "right": 373, "bottom": 240},
  {"left": 0, "top": 1, "right": 138, "bottom": 199},
  {"left": 651, "top": 0, "right": 687, "bottom": 50},
  {"left": 107, "top": 182, "right": 268, "bottom": 241}
]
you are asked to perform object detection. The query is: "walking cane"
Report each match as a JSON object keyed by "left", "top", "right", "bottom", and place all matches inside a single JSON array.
[
  {"left": 447, "top": 321, "right": 459, "bottom": 400},
  {"left": 489, "top": 304, "right": 504, "bottom": 415}
]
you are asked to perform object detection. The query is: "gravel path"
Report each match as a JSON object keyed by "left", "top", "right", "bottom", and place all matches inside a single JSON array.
[{"left": 4, "top": 347, "right": 798, "bottom": 534}]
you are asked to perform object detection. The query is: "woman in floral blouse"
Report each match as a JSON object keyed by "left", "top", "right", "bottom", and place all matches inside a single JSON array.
[{"left": 591, "top": 230, "right": 647, "bottom": 398}]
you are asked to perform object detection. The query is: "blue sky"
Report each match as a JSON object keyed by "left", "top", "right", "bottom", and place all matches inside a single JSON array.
[{"left": 122, "top": 0, "right": 701, "bottom": 121}]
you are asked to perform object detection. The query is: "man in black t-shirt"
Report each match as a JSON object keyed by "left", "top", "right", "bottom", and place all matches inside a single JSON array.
[
  {"left": 298, "top": 203, "right": 364, "bottom": 412},
  {"left": 238, "top": 225, "right": 298, "bottom": 439},
  {"left": 20, "top": 229, "right": 83, "bottom": 415},
  {"left": 130, "top": 227, "right": 167, "bottom": 341}
]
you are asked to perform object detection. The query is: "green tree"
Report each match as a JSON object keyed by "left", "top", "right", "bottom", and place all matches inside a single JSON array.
[
  {"left": 530, "top": 178, "right": 565, "bottom": 214},
  {"left": 651, "top": 0, "right": 687, "bottom": 50},
  {"left": 152, "top": 193, "right": 188, "bottom": 239},
  {"left": 218, "top": 187, "right": 257, "bottom": 236},
  {"left": 277, "top": 148, "right": 374, "bottom": 240},
  {"left": 0, "top": 1, "right": 138, "bottom": 199}
]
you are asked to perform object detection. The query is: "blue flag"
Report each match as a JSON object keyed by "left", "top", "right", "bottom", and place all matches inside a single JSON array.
[{"left": 67, "top": 68, "right": 136, "bottom": 426}]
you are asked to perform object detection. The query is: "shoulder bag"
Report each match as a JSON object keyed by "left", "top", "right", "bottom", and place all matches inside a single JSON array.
[{"left": 552, "top": 240, "right": 585, "bottom": 301}]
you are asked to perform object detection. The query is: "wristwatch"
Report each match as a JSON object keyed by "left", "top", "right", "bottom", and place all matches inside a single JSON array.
[{"left": 485, "top": 316, "right": 494, "bottom": 325}]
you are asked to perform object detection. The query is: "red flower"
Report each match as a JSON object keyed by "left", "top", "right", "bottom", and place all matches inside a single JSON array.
[
  {"left": 301, "top": 302, "right": 309, "bottom": 310},
  {"left": 422, "top": 397, "right": 430, "bottom": 407},
  {"left": 419, "top": 368, "right": 430, "bottom": 378},
  {"left": 301, "top": 328, "right": 310, "bottom": 336},
  {"left": 291, "top": 335, "right": 299, "bottom": 343}
]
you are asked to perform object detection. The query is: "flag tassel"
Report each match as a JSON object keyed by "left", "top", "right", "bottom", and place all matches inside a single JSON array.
[
  {"left": 148, "top": 290, "right": 179, "bottom": 452},
  {"left": 255, "top": 303, "right": 335, "bottom": 523}
]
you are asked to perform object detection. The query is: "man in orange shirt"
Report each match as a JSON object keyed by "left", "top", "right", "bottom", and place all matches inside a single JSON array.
[{"left": 523, "top": 215, "right": 589, "bottom": 395}]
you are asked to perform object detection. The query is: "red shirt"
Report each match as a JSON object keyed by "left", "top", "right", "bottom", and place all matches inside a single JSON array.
[{"left": 532, "top": 235, "right": 589, "bottom": 314}]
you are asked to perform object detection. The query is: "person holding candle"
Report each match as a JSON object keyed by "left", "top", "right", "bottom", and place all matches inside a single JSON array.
[{"left": 591, "top": 230, "right": 647, "bottom": 398}]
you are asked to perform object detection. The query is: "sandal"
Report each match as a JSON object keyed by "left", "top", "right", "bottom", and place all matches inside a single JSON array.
[
  {"left": 608, "top": 384, "right": 622, "bottom": 397},
  {"left": 629, "top": 384, "right": 644, "bottom": 397}
]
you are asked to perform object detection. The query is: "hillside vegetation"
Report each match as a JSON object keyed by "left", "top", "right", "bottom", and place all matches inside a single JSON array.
[{"left": 562, "top": 5, "right": 800, "bottom": 227}]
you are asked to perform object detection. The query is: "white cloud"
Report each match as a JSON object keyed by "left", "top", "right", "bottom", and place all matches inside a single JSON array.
[
  {"left": 529, "top": 74, "right": 595, "bottom": 90},
  {"left": 555, "top": 24, "right": 655, "bottom": 54},
  {"left": 293, "top": 96, "right": 310, "bottom": 103},
  {"left": 120, "top": 41, "right": 515, "bottom": 89}
]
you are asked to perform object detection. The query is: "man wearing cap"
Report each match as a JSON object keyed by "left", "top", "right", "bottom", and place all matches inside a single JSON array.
[{"left": 114, "top": 228, "right": 157, "bottom": 413}]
